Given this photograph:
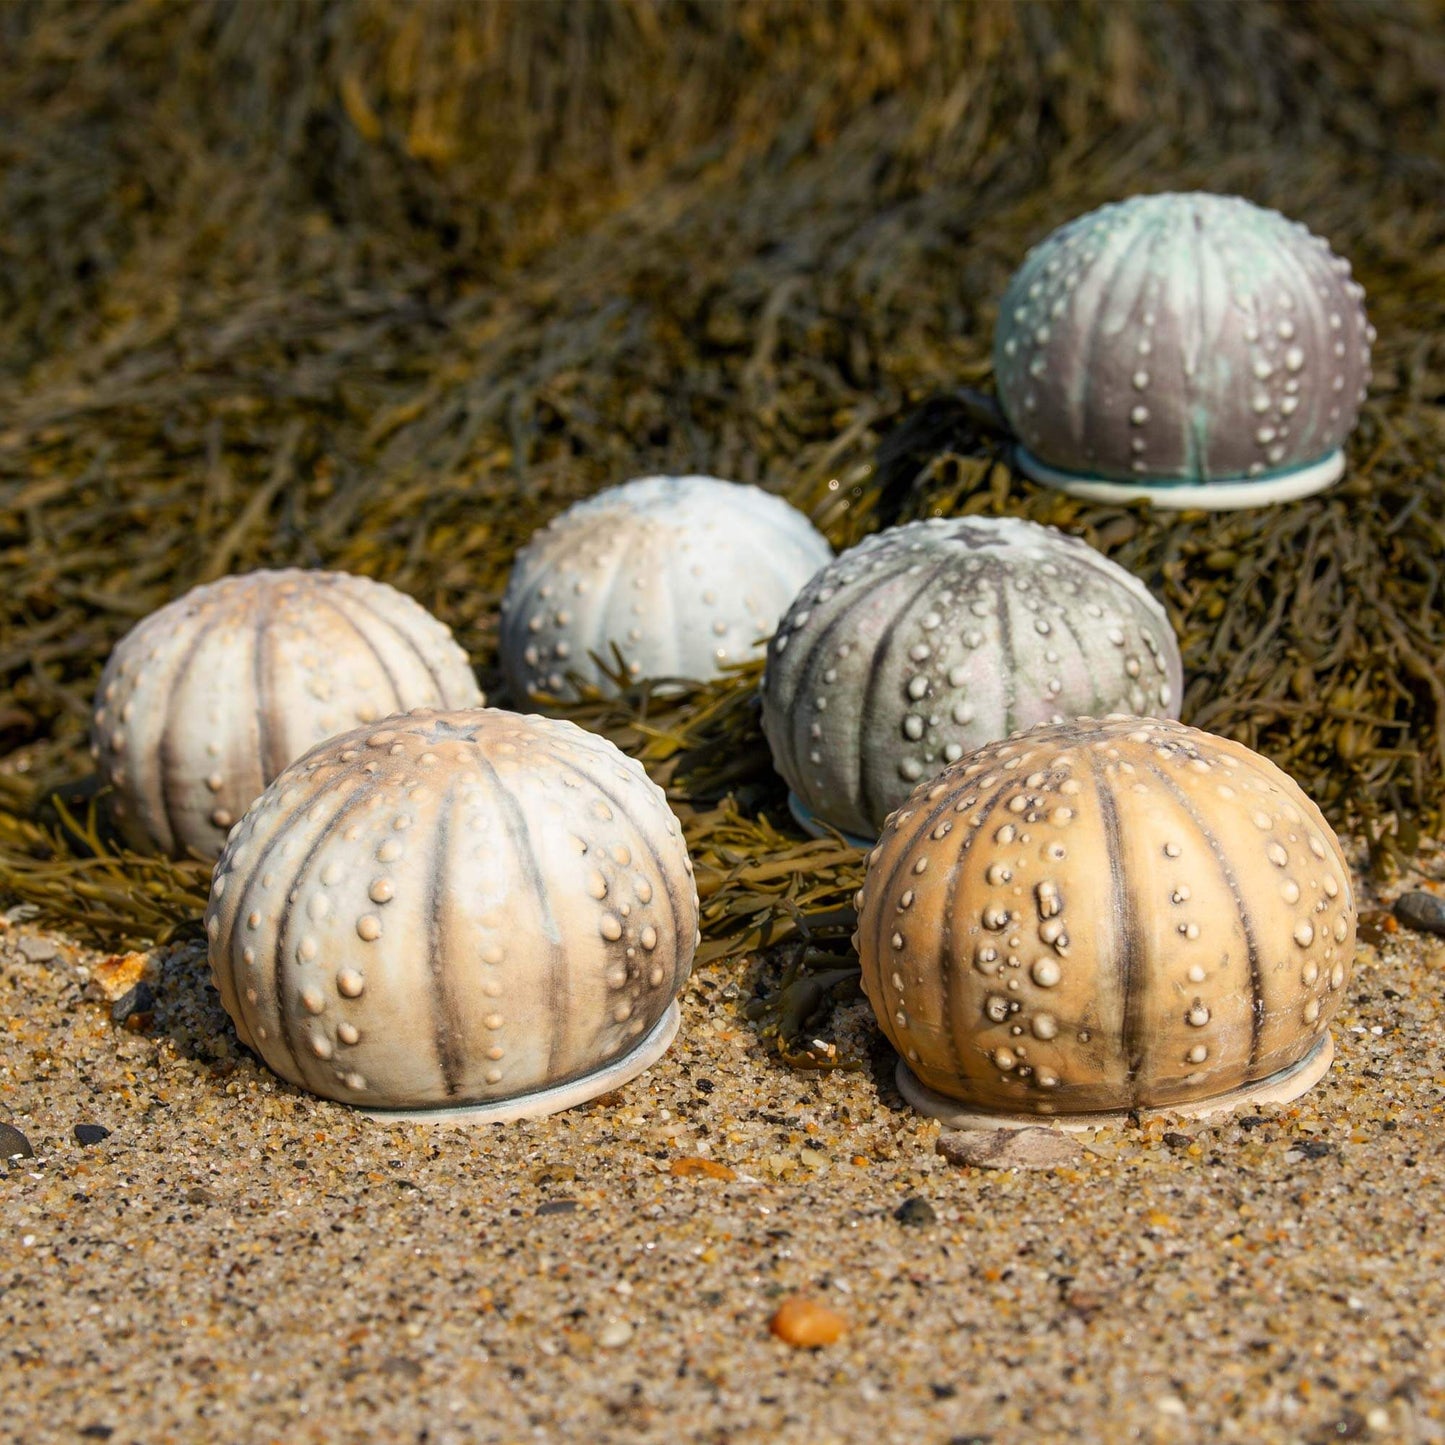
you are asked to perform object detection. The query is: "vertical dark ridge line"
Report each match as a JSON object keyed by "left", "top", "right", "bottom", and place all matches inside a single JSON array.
[
  {"left": 856, "top": 556, "right": 957, "bottom": 827},
  {"left": 312, "top": 590, "right": 405, "bottom": 712},
  {"left": 773, "top": 561, "right": 875, "bottom": 800},
  {"left": 1068, "top": 548, "right": 1170, "bottom": 631},
  {"left": 539, "top": 746, "right": 688, "bottom": 1015},
  {"left": 253, "top": 584, "right": 287, "bottom": 783},
  {"left": 156, "top": 601, "right": 228, "bottom": 856},
  {"left": 1146, "top": 762, "right": 1267, "bottom": 1069},
  {"left": 991, "top": 569, "right": 1018, "bottom": 737},
  {"left": 869, "top": 771, "right": 1008, "bottom": 991},
  {"left": 1272, "top": 216, "right": 1333, "bottom": 459},
  {"left": 422, "top": 781, "right": 466, "bottom": 1097},
  {"left": 271, "top": 781, "right": 382, "bottom": 1080},
  {"left": 588, "top": 524, "right": 643, "bottom": 686},
  {"left": 931, "top": 786, "right": 1011, "bottom": 1087},
  {"left": 468, "top": 747, "right": 571, "bottom": 1082},
  {"left": 1078, "top": 210, "right": 1158, "bottom": 468},
  {"left": 340, "top": 586, "right": 450, "bottom": 701},
  {"left": 1051, "top": 580, "right": 1107, "bottom": 718},
  {"left": 538, "top": 747, "right": 683, "bottom": 959},
  {"left": 1185, "top": 201, "right": 1210, "bottom": 478},
  {"left": 233, "top": 767, "right": 373, "bottom": 1082},
  {"left": 498, "top": 552, "right": 551, "bottom": 690},
  {"left": 1085, "top": 748, "right": 1145, "bottom": 1099}
]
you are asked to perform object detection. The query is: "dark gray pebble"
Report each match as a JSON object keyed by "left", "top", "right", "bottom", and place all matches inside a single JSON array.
[
  {"left": 111, "top": 981, "right": 156, "bottom": 1024},
  {"left": 378, "top": 1356, "right": 423, "bottom": 1379},
  {"left": 1394, "top": 891, "right": 1445, "bottom": 936},
  {"left": 537, "top": 1199, "right": 579, "bottom": 1216},
  {"left": 0, "top": 1122, "right": 34, "bottom": 1162},
  {"left": 74, "top": 1124, "right": 111, "bottom": 1146},
  {"left": 894, "top": 1195, "right": 937, "bottom": 1227}
]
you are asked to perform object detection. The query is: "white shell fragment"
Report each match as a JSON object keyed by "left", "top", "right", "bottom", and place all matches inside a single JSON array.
[
  {"left": 91, "top": 570, "right": 482, "bottom": 859},
  {"left": 994, "top": 192, "right": 1375, "bottom": 508},
  {"left": 205, "top": 707, "right": 700, "bottom": 1120},
  {"left": 854, "top": 716, "right": 1357, "bottom": 1127},
  {"left": 500, "top": 475, "right": 832, "bottom": 699},
  {"left": 760, "top": 517, "right": 1182, "bottom": 841}
]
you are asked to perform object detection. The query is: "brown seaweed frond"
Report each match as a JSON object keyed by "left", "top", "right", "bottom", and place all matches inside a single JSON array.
[{"left": 0, "top": 0, "right": 1442, "bottom": 949}]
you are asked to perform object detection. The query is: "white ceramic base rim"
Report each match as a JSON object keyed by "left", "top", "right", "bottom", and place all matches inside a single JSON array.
[
  {"left": 1015, "top": 446, "right": 1346, "bottom": 511},
  {"left": 895, "top": 1030, "right": 1335, "bottom": 1132},
  {"left": 787, "top": 792, "right": 874, "bottom": 851},
  {"left": 357, "top": 1001, "right": 681, "bottom": 1124}
]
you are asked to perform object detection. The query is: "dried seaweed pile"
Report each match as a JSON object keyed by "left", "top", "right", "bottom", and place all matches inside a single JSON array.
[{"left": 1, "top": 0, "right": 1443, "bottom": 966}]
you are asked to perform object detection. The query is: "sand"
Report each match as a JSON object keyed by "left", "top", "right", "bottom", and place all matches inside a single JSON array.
[{"left": 2, "top": 847, "right": 1443, "bottom": 1445}]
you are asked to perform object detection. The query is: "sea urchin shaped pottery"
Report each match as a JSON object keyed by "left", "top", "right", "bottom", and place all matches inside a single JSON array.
[
  {"left": 92, "top": 570, "right": 481, "bottom": 860},
  {"left": 500, "top": 475, "right": 832, "bottom": 700},
  {"left": 206, "top": 708, "right": 700, "bottom": 1121},
  {"left": 994, "top": 192, "right": 1374, "bottom": 508},
  {"left": 854, "top": 716, "right": 1356, "bottom": 1128},
  {"left": 761, "top": 517, "right": 1182, "bottom": 845}
]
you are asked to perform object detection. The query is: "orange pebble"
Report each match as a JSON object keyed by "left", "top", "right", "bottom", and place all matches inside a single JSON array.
[
  {"left": 769, "top": 1296, "right": 848, "bottom": 1348},
  {"left": 670, "top": 1157, "right": 736, "bottom": 1181}
]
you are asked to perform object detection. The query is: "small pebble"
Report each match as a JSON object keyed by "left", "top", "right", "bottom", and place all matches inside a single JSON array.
[
  {"left": 377, "top": 1356, "right": 422, "bottom": 1380},
  {"left": 1393, "top": 890, "right": 1445, "bottom": 936},
  {"left": 111, "top": 981, "right": 156, "bottom": 1027},
  {"left": 597, "top": 1320, "right": 633, "bottom": 1349},
  {"left": 894, "top": 1195, "right": 937, "bottom": 1227},
  {"left": 85, "top": 951, "right": 153, "bottom": 1003},
  {"left": 0, "top": 1122, "right": 34, "bottom": 1162},
  {"left": 536, "top": 1199, "right": 578, "bottom": 1216},
  {"left": 937, "top": 1126, "right": 1084, "bottom": 1171},
  {"left": 769, "top": 1296, "right": 848, "bottom": 1349},
  {"left": 73, "top": 1124, "right": 111, "bottom": 1147},
  {"left": 670, "top": 1156, "right": 736, "bottom": 1180},
  {"left": 16, "top": 936, "right": 59, "bottom": 964}
]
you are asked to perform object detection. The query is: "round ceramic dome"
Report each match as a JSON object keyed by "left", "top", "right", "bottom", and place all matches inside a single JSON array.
[
  {"left": 994, "top": 192, "right": 1375, "bottom": 508},
  {"left": 760, "top": 517, "right": 1182, "bottom": 844},
  {"left": 92, "top": 570, "right": 481, "bottom": 859},
  {"left": 500, "top": 475, "right": 832, "bottom": 699},
  {"left": 854, "top": 716, "right": 1356, "bottom": 1127},
  {"left": 205, "top": 708, "right": 700, "bottom": 1121}
]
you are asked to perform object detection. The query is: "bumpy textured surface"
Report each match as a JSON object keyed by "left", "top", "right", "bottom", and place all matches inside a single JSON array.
[
  {"left": 761, "top": 518, "right": 1181, "bottom": 840},
  {"left": 855, "top": 715, "right": 1356, "bottom": 1118},
  {"left": 205, "top": 707, "right": 699, "bottom": 1114},
  {"left": 994, "top": 192, "right": 1374, "bottom": 494},
  {"left": 500, "top": 475, "right": 832, "bottom": 700},
  {"left": 91, "top": 570, "right": 481, "bottom": 859}
]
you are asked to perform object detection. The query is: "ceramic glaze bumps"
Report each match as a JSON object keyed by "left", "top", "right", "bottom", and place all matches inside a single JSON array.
[
  {"left": 854, "top": 716, "right": 1356, "bottom": 1126},
  {"left": 205, "top": 708, "right": 700, "bottom": 1120},
  {"left": 994, "top": 192, "right": 1374, "bottom": 508},
  {"left": 761, "top": 517, "right": 1182, "bottom": 843},
  {"left": 92, "top": 570, "right": 481, "bottom": 859},
  {"left": 500, "top": 475, "right": 832, "bottom": 699}
]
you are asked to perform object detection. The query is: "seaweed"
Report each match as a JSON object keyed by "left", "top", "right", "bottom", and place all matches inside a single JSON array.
[{"left": 0, "top": 0, "right": 1442, "bottom": 1043}]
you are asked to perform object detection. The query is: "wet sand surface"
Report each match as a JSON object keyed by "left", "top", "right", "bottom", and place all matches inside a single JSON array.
[{"left": 1, "top": 848, "right": 1442, "bottom": 1445}]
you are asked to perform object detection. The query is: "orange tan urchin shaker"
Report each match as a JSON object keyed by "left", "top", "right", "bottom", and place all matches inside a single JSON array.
[{"left": 853, "top": 715, "right": 1356, "bottom": 1127}]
